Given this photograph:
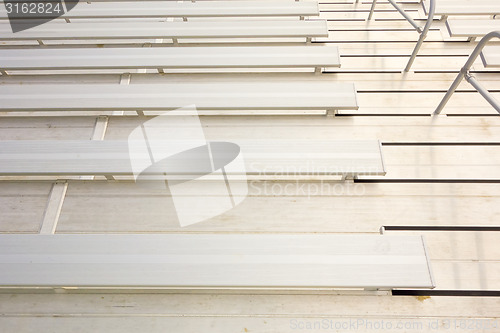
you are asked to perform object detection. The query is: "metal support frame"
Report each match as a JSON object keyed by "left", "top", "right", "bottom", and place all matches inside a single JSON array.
[
  {"left": 39, "top": 181, "right": 68, "bottom": 234},
  {"left": 434, "top": 31, "right": 500, "bottom": 116},
  {"left": 368, "top": 0, "right": 435, "bottom": 72},
  {"left": 326, "top": 109, "right": 338, "bottom": 117},
  {"left": 342, "top": 174, "right": 357, "bottom": 182}
]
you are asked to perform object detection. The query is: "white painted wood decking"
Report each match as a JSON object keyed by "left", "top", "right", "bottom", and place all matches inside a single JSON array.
[{"left": 0, "top": 0, "right": 499, "bottom": 332}]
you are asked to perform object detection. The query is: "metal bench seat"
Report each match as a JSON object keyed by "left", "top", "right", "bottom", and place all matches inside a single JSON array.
[
  {"left": 0, "top": 140, "right": 385, "bottom": 179},
  {"left": 0, "top": 46, "right": 340, "bottom": 74},
  {"left": 0, "top": 81, "right": 358, "bottom": 113},
  {"left": 481, "top": 46, "right": 500, "bottom": 68},
  {"left": 1, "top": 1, "right": 320, "bottom": 20},
  {"left": 423, "top": 0, "right": 500, "bottom": 19},
  {"left": 446, "top": 19, "right": 500, "bottom": 39},
  {"left": 0, "top": 234, "right": 434, "bottom": 290},
  {"left": 0, "top": 20, "right": 328, "bottom": 44}
]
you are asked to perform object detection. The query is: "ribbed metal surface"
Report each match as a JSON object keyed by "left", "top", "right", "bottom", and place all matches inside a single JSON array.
[
  {"left": 0, "top": 234, "right": 434, "bottom": 289},
  {"left": 0, "top": 82, "right": 358, "bottom": 111},
  {"left": 0, "top": 20, "right": 328, "bottom": 41},
  {"left": 0, "top": 140, "right": 384, "bottom": 177},
  {"left": 0, "top": 46, "right": 340, "bottom": 71},
  {"left": 0, "top": 1, "right": 320, "bottom": 19}
]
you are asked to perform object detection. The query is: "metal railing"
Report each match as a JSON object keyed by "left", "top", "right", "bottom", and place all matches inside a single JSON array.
[
  {"left": 361, "top": 0, "right": 436, "bottom": 72},
  {"left": 434, "top": 31, "right": 500, "bottom": 116}
]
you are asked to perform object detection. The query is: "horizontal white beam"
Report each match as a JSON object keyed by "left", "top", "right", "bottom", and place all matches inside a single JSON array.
[
  {"left": 0, "top": 46, "right": 340, "bottom": 72},
  {"left": 0, "top": 1, "right": 320, "bottom": 19},
  {"left": 0, "top": 140, "right": 385, "bottom": 177},
  {"left": 0, "top": 234, "right": 434, "bottom": 289},
  {"left": 0, "top": 81, "right": 358, "bottom": 111},
  {"left": 446, "top": 19, "right": 500, "bottom": 38},
  {"left": 0, "top": 20, "right": 328, "bottom": 42},
  {"left": 424, "top": 0, "right": 500, "bottom": 15},
  {"left": 481, "top": 46, "right": 500, "bottom": 68}
]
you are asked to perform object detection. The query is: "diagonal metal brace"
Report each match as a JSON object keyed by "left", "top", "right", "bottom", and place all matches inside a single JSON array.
[
  {"left": 368, "top": 0, "right": 435, "bottom": 72},
  {"left": 434, "top": 31, "right": 500, "bottom": 116}
]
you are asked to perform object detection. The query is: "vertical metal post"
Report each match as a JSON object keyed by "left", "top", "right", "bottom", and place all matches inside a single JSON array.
[
  {"left": 368, "top": 0, "right": 436, "bottom": 71},
  {"left": 404, "top": 0, "right": 435, "bottom": 72},
  {"left": 432, "top": 69, "right": 466, "bottom": 116},
  {"left": 368, "top": 0, "right": 377, "bottom": 20}
]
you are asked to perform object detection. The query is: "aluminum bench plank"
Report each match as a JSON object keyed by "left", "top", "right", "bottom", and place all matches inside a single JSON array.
[
  {"left": 1, "top": 1, "right": 320, "bottom": 19},
  {"left": 0, "top": 234, "right": 434, "bottom": 289},
  {"left": 0, "top": 82, "right": 358, "bottom": 111},
  {"left": 424, "top": 0, "right": 500, "bottom": 16},
  {"left": 0, "top": 46, "right": 340, "bottom": 72},
  {"left": 0, "top": 140, "right": 385, "bottom": 177},
  {"left": 446, "top": 19, "right": 500, "bottom": 38},
  {"left": 481, "top": 46, "right": 500, "bottom": 68},
  {"left": 0, "top": 21, "right": 328, "bottom": 42}
]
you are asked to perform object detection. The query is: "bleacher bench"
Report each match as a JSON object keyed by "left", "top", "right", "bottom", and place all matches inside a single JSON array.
[
  {"left": 0, "top": 46, "right": 340, "bottom": 74},
  {"left": 0, "top": 140, "right": 385, "bottom": 179},
  {"left": 481, "top": 46, "right": 500, "bottom": 68},
  {"left": 446, "top": 19, "right": 500, "bottom": 40},
  {"left": 0, "top": 234, "right": 434, "bottom": 290},
  {"left": 423, "top": 0, "right": 500, "bottom": 20},
  {"left": 0, "top": 20, "right": 328, "bottom": 44},
  {"left": 0, "top": 81, "right": 358, "bottom": 113},
  {"left": 1, "top": 1, "right": 320, "bottom": 20}
]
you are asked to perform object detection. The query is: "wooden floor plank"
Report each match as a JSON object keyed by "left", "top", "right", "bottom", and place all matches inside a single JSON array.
[
  {"left": 387, "top": 231, "right": 500, "bottom": 261},
  {"left": 0, "top": 183, "right": 51, "bottom": 233},
  {"left": 355, "top": 92, "right": 500, "bottom": 115},
  {"left": 432, "top": 261, "right": 500, "bottom": 290},
  {"left": 0, "top": 299, "right": 499, "bottom": 333},
  {"left": 376, "top": 146, "right": 500, "bottom": 180},
  {"left": 337, "top": 42, "right": 489, "bottom": 56},
  {"left": 319, "top": 30, "right": 444, "bottom": 43},
  {"left": 3, "top": 115, "right": 500, "bottom": 143},
  {"left": 335, "top": 56, "right": 481, "bottom": 72},
  {"left": 1, "top": 1, "right": 500, "bottom": 327},
  {"left": 1, "top": 293, "right": 498, "bottom": 317},
  {"left": 53, "top": 182, "right": 500, "bottom": 233},
  {"left": 0, "top": 117, "right": 96, "bottom": 140}
]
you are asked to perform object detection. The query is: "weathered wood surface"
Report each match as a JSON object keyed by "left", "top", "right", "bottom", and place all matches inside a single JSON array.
[{"left": 1, "top": 0, "right": 500, "bottom": 331}]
